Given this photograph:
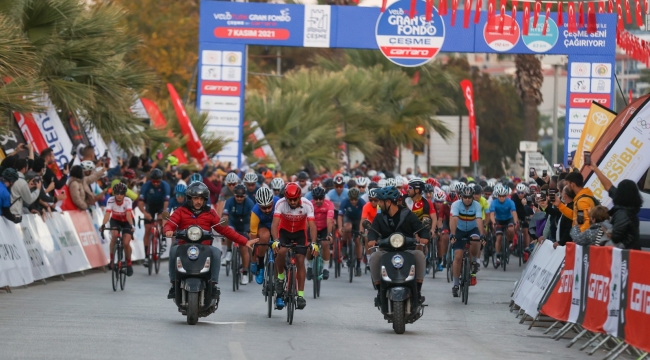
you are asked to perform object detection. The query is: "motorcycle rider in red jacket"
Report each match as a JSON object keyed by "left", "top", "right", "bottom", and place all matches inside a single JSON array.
[{"left": 164, "top": 182, "right": 258, "bottom": 299}]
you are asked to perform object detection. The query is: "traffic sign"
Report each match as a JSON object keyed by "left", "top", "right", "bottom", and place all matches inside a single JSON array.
[{"left": 375, "top": 0, "right": 445, "bottom": 67}]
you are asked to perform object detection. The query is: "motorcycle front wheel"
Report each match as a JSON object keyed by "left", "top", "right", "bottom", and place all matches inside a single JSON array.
[
  {"left": 187, "top": 292, "right": 199, "bottom": 325},
  {"left": 392, "top": 300, "right": 406, "bottom": 334}
]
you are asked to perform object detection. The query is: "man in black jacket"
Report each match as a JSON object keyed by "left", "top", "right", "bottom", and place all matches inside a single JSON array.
[
  {"left": 368, "top": 186, "right": 429, "bottom": 304},
  {"left": 40, "top": 148, "right": 69, "bottom": 196},
  {"left": 546, "top": 186, "right": 574, "bottom": 249}
]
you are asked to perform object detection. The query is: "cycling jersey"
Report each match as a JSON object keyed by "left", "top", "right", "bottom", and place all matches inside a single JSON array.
[
  {"left": 311, "top": 199, "right": 334, "bottom": 231},
  {"left": 223, "top": 196, "right": 255, "bottom": 233},
  {"left": 339, "top": 198, "right": 366, "bottom": 221},
  {"left": 304, "top": 191, "right": 313, "bottom": 200},
  {"left": 450, "top": 200, "right": 483, "bottom": 232},
  {"left": 139, "top": 180, "right": 170, "bottom": 208},
  {"left": 274, "top": 197, "right": 314, "bottom": 233},
  {"left": 326, "top": 188, "right": 348, "bottom": 211},
  {"left": 167, "top": 196, "right": 185, "bottom": 212},
  {"left": 361, "top": 202, "right": 378, "bottom": 224},
  {"left": 106, "top": 196, "right": 133, "bottom": 222},
  {"left": 435, "top": 202, "right": 450, "bottom": 222},
  {"left": 218, "top": 186, "right": 234, "bottom": 203},
  {"left": 110, "top": 179, "right": 138, "bottom": 201},
  {"left": 477, "top": 196, "right": 490, "bottom": 220},
  {"left": 246, "top": 185, "right": 259, "bottom": 203},
  {"left": 403, "top": 196, "right": 432, "bottom": 221},
  {"left": 489, "top": 198, "right": 517, "bottom": 221},
  {"left": 250, "top": 199, "right": 277, "bottom": 236}
]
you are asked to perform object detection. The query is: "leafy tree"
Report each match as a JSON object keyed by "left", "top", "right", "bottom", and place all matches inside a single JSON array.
[{"left": 514, "top": 54, "right": 543, "bottom": 141}]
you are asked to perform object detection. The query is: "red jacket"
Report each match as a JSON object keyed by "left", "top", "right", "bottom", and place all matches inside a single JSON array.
[{"left": 163, "top": 205, "right": 248, "bottom": 246}]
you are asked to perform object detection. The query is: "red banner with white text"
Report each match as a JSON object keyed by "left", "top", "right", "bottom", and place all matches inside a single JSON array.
[{"left": 460, "top": 79, "right": 479, "bottom": 162}]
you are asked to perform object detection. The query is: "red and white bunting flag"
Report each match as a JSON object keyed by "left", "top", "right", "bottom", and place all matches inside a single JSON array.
[
  {"left": 568, "top": 2, "right": 578, "bottom": 32},
  {"left": 499, "top": 0, "right": 506, "bottom": 33},
  {"left": 439, "top": 0, "right": 448, "bottom": 16},
  {"left": 578, "top": 1, "right": 585, "bottom": 27},
  {"left": 616, "top": 0, "right": 624, "bottom": 30},
  {"left": 488, "top": 0, "right": 496, "bottom": 22},
  {"left": 523, "top": 2, "right": 531, "bottom": 34},
  {"left": 463, "top": 0, "right": 472, "bottom": 27},
  {"left": 587, "top": 2, "right": 597, "bottom": 33},
  {"left": 451, "top": 0, "right": 458, "bottom": 25},
  {"left": 608, "top": 0, "right": 614, "bottom": 12},
  {"left": 409, "top": 0, "right": 417, "bottom": 18},
  {"left": 558, "top": 1, "right": 564, "bottom": 25},
  {"left": 599, "top": 1, "right": 605, "bottom": 12},
  {"left": 645, "top": 0, "right": 649, "bottom": 15},
  {"left": 543, "top": 3, "right": 552, "bottom": 34},
  {"left": 426, "top": 0, "right": 433, "bottom": 21},
  {"left": 636, "top": 0, "right": 643, "bottom": 25},
  {"left": 625, "top": 0, "right": 632, "bottom": 22},
  {"left": 474, "top": 0, "right": 482, "bottom": 23},
  {"left": 511, "top": 0, "right": 519, "bottom": 34},
  {"left": 381, "top": 0, "right": 387, "bottom": 12},
  {"left": 533, "top": 0, "right": 542, "bottom": 27}
]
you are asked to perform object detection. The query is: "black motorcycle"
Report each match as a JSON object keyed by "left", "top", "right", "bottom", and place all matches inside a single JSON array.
[
  {"left": 166, "top": 215, "right": 225, "bottom": 325},
  {"left": 363, "top": 218, "right": 430, "bottom": 334}
]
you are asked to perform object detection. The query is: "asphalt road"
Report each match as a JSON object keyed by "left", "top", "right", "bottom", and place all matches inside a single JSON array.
[{"left": 0, "top": 258, "right": 608, "bottom": 360}]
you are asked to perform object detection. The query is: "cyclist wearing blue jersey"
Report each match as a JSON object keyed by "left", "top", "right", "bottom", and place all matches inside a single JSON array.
[
  {"left": 223, "top": 184, "right": 255, "bottom": 284},
  {"left": 489, "top": 185, "right": 519, "bottom": 267},
  {"left": 326, "top": 174, "right": 348, "bottom": 211},
  {"left": 138, "top": 168, "right": 170, "bottom": 268},
  {"left": 249, "top": 187, "right": 277, "bottom": 284},
  {"left": 338, "top": 188, "right": 366, "bottom": 276},
  {"left": 243, "top": 172, "right": 260, "bottom": 203},
  {"left": 167, "top": 184, "right": 187, "bottom": 212},
  {"left": 449, "top": 186, "right": 485, "bottom": 297}
]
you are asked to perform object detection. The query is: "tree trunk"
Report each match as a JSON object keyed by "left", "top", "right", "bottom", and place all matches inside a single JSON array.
[
  {"left": 522, "top": 97, "right": 539, "bottom": 141},
  {"left": 369, "top": 138, "right": 397, "bottom": 173}
]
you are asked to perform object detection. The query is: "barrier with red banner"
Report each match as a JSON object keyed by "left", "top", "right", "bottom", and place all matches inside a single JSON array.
[{"left": 65, "top": 211, "right": 108, "bottom": 269}]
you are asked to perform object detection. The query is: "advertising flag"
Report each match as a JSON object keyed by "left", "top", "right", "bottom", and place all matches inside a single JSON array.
[
  {"left": 574, "top": 102, "right": 617, "bottom": 170},
  {"left": 460, "top": 80, "right": 479, "bottom": 162}
]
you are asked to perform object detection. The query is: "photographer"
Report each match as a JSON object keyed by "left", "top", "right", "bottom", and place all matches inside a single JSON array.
[
  {"left": 1, "top": 169, "right": 22, "bottom": 223},
  {"left": 10, "top": 158, "right": 41, "bottom": 216},
  {"left": 553, "top": 172, "right": 597, "bottom": 233},
  {"left": 40, "top": 148, "right": 69, "bottom": 195}
]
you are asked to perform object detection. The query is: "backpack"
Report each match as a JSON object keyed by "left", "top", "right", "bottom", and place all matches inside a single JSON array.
[{"left": 576, "top": 194, "right": 601, "bottom": 207}]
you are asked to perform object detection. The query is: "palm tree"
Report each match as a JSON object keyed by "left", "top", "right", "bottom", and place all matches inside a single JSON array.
[{"left": 514, "top": 54, "right": 543, "bottom": 141}]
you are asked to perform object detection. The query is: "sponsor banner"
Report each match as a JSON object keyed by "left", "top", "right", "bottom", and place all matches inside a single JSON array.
[
  {"left": 206, "top": 111, "right": 241, "bottom": 128},
  {"left": 303, "top": 5, "right": 331, "bottom": 47},
  {"left": 65, "top": 211, "right": 108, "bottom": 269},
  {"left": 570, "top": 78, "right": 591, "bottom": 93},
  {"left": 574, "top": 102, "right": 617, "bottom": 169},
  {"left": 0, "top": 218, "right": 34, "bottom": 287},
  {"left": 568, "top": 244, "right": 585, "bottom": 323},
  {"left": 522, "top": 16, "right": 559, "bottom": 53},
  {"left": 512, "top": 240, "right": 566, "bottom": 317},
  {"left": 568, "top": 108, "right": 590, "bottom": 124},
  {"left": 541, "top": 243, "right": 577, "bottom": 321},
  {"left": 32, "top": 96, "right": 75, "bottom": 169},
  {"left": 460, "top": 79, "right": 479, "bottom": 161},
  {"left": 569, "top": 93, "right": 611, "bottom": 108},
  {"left": 603, "top": 248, "right": 624, "bottom": 338},
  {"left": 12, "top": 112, "right": 47, "bottom": 155},
  {"left": 483, "top": 15, "right": 520, "bottom": 52},
  {"left": 17, "top": 215, "right": 60, "bottom": 280},
  {"left": 584, "top": 97, "right": 650, "bottom": 207},
  {"left": 581, "top": 246, "right": 612, "bottom": 333},
  {"left": 625, "top": 250, "right": 650, "bottom": 352},
  {"left": 201, "top": 81, "right": 241, "bottom": 96},
  {"left": 44, "top": 212, "right": 91, "bottom": 273},
  {"left": 205, "top": 125, "right": 240, "bottom": 142}
]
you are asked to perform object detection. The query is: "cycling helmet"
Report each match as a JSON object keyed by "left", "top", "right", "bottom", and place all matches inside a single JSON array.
[
  {"left": 186, "top": 182, "right": 209, "bottom": 200},
  {"left": 297, "top": 171, "right": 309, "bottom": 181},
  {"left": 225, "top": 172, "right": 239, "bottom": 184},
  {"left": 348, "top": 188, "right": 360, "bottom": 199},
  {"left": 376, "top": 186, "right": 401, "bottom": 202},
  {"left": 487, "top": 180, "right": 496, "bottom": 188},
  {"left": 424, "top": 184, "right": 435, "bottom": 193},
  {"left": 460, "top": 186, "right": 474, "bottom": 198},
  {"left": 243, "top": 172, "right": 258, "bottom": 184},
  {"left": 123, "top": 169, "right": 136, "bottom": 179},
  {"left": 322, "top": 178, "right": 333, "bottom": 189},
  {"left": 433, "top": 190, "right": 446, "bottom": 202},
  {"left": 395, "top": 176, "right": 404, "bottom": 187},
  {"left": 233, "top": 184, "right": 246, "bottom": 196},
  {"left": 408, "top": 178, "right": 425, "bottom": 192},
  {"left": 368, "top": 188, "right": 378, "bottom": 199},
  {"left": 279, "top": 185, "right": 286, "bottom": 199},
  {"left": 446, "top": 191, "right": 459, "bottom": 203},
  {"left": 368, "top": 181, "right": 378, "bottom": 189},
  {"left": 256, "top": 187, "right": 274, "bottom": 207},
  {"left": 441, "top": 185, "right": 450, "bottom": 193},
  {"left": 426, "top": 178, "right": 440, "bottom": 188},
  {"left": 506, "top": 181, "right": 516, "bottom": 190},
  {"left": 454, "top": 182, "right": 467, "bottom": 192},
  {"left": 479, "top": 180, "right": 488, "bottom": 187},
  {"left": 342, "top": 175, "right": 350, "bottom": 184},
  {"left": 150, "top": 168, "right": 163, "bottom": 180},
  {"left": 270, "top": 177, "right": 284, "bottom": 190},
  {"left": 483, "top": 185, "right": 493, "bottom": 194},
  {"left": 311, "top": 187, "right": 326, "bottom": 199},
  {"left": 495, "top": 185, "right": 509, "bottom": 196},
  {"left": 175, "top": 184, "right": 187, "bottom": 195},
  {"left": 81, "top": 160, "right": 95, "bottom": 172},
  {"left": 112, "top": 182, "right": 127, "bottom": 195},
  {"left": 189, "top": 173, "right": 203, "bottom": 185},
  {"left": 284, "top": 182, "right": 301, "bottom": 200},
  {"left": 167, "top": 155, "right": 179, "bottom": 166},
  {"left": 333, "top": 174, "right": 345, "bottom": 185},
  {"left": 378, "top": 179, "right": 387, "bottom": 188},
  {"left": 367, "top": 170, "right": 377, "bottom": 177},
  {"left": 471, "top": 184, "right": 483, "bottom": 194},
  {"left": 516, "top": 183, "right": 529, "bottom": 193},
  {"left": 356, "top": 177, "right": 370, "bottom": 187},
  {"left": 385, "top": 178, "right": 397, "bottom": 187},
  {"left": 1, "top": 168, "right": 19, "bottom": 183}
]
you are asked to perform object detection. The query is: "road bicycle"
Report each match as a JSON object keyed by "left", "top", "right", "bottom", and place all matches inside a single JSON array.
[
  {"left": 138, "top": 215, "right": 163, "bottom": 275},
  {"left": 280, "top": 243, "right": 308, "bottom": 325},
  {"left": 102, "top": 227, "right": 127, "bottom": 291},
  {"left": 254, "top": 243, "right": 275, "bottom": 318},
  {"left": 311, "top": 237, "right": 325, "bottom": 299}
]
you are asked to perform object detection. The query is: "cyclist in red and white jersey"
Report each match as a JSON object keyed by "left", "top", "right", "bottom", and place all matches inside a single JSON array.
[
  {"left": 100, "top": 183, "right": 135, "bottom": 276},
  {"left": 271, "top": 182, "right": 317, "bottom": 310}
]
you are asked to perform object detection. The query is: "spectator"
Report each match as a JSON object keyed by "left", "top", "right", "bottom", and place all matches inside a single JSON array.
[
  {"left": 203, "top": 170, "right": 220, "bottom": 206},
  {"left": 69, "top": 165, "right": 102, "bottom": 210},
  {"left": 550, "top": 186, "right": 575, "bottom": 249},
  {"left": 0, "top": 168, "right": 22, "bottom": 223},
  {"left": 40, "top": 148, "right": 69, "bottom": 194},
  {"left": 10, "top": 158, "right": 41, "bottom": 216},
  {"left": 570, "top": 206, "right": 610, "bottom": 246},
  {"left": 554, "top": 172, "right": 597, "bottom": 233},
  {"left": 177, "top": 169, "right": 190, "bottom": 187}
]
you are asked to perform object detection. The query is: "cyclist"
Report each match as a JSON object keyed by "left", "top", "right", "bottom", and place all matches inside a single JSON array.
[
  {"left": 489, "top": 185, "right": 519, "bottom": 267},
  {"left": 356, "top": 177, "right": 370, "bottom": 202},
  {"left": 243, "top": 172, "right": 260, "bottom": 203},
  {"left": 270, "top": 177, "right": 285, "bottom": 198},
  {"left": 326, "top": 174, "right": 348, "bottom": 211},
  {"left": 512, "top": 183, "right": 533, "bottom": 262},
  {"left": 249, "top": 187, "right": 277, "bottom": 285},
  {"left": 449, "top": 186, "right": 485, "bottom": 297},
  {"left": 338, "top": 187, "right": 366, "bottom": 276},
  {"left": 423, "top": 184, "right": 435, "bottom": 205},
  {"left": 223, "top": 184, "right": 255, "bottom": 285},
  {"left": 217, "top": 172, "right": 239, "bottom": 215},
  {"left": 189, "top": 173, "right": 203, "bottom": 185},
  {"left": 164, "top": 182, "right": 256, "bottom": 299},
  {"left": 433, "top": 190, "right": 450, "bottom": 271},
  {"left": 367, "top": 186, "right": 429, "bottom": 305},
  {"left": 405, "top": 178, "right": 436, "bottom": 223},
  {"left": 307, "top": 186, "right": 334, "bottom": 280},
  {"left": 168, "top": 184, "right": 187, "bottom": 212},
  {"left": 297, "top": 171, "right": 311, "bottom": 196},
  {"left": 100, "top": 183, "right": 135, "bottom": 276},
  {"left": 322, "top": 178, "right": 334, "bottom": 194},
  {"left": 472, "top": 184, "right": 490, "bottom": 221},
  {"left": 361, "top": 188, "right": 380, "bottom": 269},
  {"left": 138, "top": 168, "right": 170, "bottom": 268},
  {"left": 271, "top": 182, "right": 318, "bottom": 310}
]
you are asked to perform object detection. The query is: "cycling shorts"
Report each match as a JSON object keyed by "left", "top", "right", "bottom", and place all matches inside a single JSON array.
[
  {"left": 495, "top": 218, "right": 515, "bottom": 235},
  {"left": 453, "top": 227, "right": 480, "bottom": 251},
  {"left": 109, "top": 218, "right": 133, "bottom": 236},
  {"left": 520, "top": 220, "right": 530, "bottom": 229},
  {"left": 317, "top": 228, "right": 329, "bottom": 241},
  {"left": 144, "top": 205, "right": 164, "bottom": 224},
  {"left": 279, "top": 228, "right": 308, "bottom": 256},
  {"left": 343, "top": 216, "right": 360, "bottom": 232}
]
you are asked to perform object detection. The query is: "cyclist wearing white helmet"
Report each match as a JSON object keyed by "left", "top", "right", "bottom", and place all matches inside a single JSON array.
[
  {"left": 249, "top": 187, "right": 278, "bottom": 285},
  {"left": 356, "top": 177, "right": 370, "bottom": 202},
  {"left": 432, "top": 190, "right": 451, "bottom": 271},
  {"left": 270, "top": 177, "right": 284, "bottom": 197},
  {"left": 385, "top": 178, "right": 397, "bottom": 187},
  {"left": 454, "top": 182, "right": 467, "bottom": 193},
  {"left": 378, "top": 179, "right": 387, "bottom": 188},
  {"left": 243, "top": 172, "right": 260, "bottom": 202},
  {"left": 326, "top": 174, "right": 348, "bottom": 211},
  {"left": 489, "top": 184, "right": 518, "bottom": 267},
  {"left": 217, "top": 172, "right": 240, "bottom": 215},
  {"left": 441, "top": 185, "right": 451, "bottom": 194},
  {"left": 512, "top": 182, "right": 533, "bottom": 263}
]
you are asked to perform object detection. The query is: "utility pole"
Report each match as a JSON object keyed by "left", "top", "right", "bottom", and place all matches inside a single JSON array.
[{"left": 552, "top": 64, "right": 559, "bottom": 165}]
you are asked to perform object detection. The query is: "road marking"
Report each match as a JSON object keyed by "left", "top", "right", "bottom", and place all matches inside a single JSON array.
[
  {"left": 228, "top": 342, "right": 247, "bottom": 360},
  {"left": 202, "top": 321, "right": 246, "bottom": 325}
]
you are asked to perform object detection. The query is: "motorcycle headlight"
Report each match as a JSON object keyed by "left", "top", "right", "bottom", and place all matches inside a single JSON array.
[
  {"left": 389, "top": 234, "right": 405, "bottom": 248},
  {"left": 187, "top": 226, "right": 202, "bottom": 241}
]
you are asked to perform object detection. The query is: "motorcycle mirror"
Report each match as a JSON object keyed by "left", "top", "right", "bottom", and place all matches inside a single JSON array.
[
  {"left": 161, "top": 211, "right": 171, "bottom": 221},
  {"left": 362, "top": 219, "right": 372, "bottom": 230}
]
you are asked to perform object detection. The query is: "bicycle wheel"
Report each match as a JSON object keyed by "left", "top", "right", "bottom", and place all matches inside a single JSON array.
[
  {"left": 119, "top": 244, "right": 126, "bottom": 290},
  {"left": 146, "top": 233, "right": 153, "bottom": 276},
  {"left": 232, "top": 246, "right": 239, "bottom": 292},
  {"left": 111, "top": 247, "right": 119, "bottom": 291},
  {"left": 334, "top": 237, "right": 341, "bottom": 278},
  {"left": 286, "top": 268, "right": 294, "bottom": 324},
  {"left": 266, "top": 257, "right": 274, "bottom": 318},
  {"left": 463, "top": 254, "right": 470, "bottom": 305},
  {"left": 446, "top": 245, "right": 452, "bottom": 283},
  {"left": 431, "top": 240, "right": 437, "bottom": 279},
  {"left": 154, "top": 230, "right": 162, "bottom": 274},
  {"left": 316, "top": 256, "right": 322, "bottom": 298},
  {"left": 502, "top": 239, "right": 508, "bottom": 271},
  {"left": 312, "top": 256, "right": 319, "bottom": 299},
  {"left": 348, "top": 237, "right": 355, "bottom": 283},
  {"left": 491, "top": 237, "right": 498, "bottom": 269}
]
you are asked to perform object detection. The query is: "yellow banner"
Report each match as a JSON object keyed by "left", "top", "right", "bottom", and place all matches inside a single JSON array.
[{"left": 574, "top": 102, "right": 617, "bottom": 170}]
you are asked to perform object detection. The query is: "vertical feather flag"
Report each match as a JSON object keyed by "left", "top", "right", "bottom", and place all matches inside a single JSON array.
[
  {"left": 578, "top": 1, "right": 584, "bottom": 27},
  {"left": 568, "top": 2, "right": 578, "bottom": 32},
  {"left": 543, "top": 3, "right": 552, "bottom": 35},
  {"left": 558, "top": 1, "right": 564, "bottom": 26},
  {"left": 439, "top": 0, "right": 448, "bottom": 15},
  {"left": 587, "top": 2, "right": 597, "bottom": 33},
  {"left": 616, "top": 0, "right": 624, "bottom": 30},
  {"left": 488, "top": 0, "right": 496, "bottom": 22},
  {"left": 464, "top": 0, "right": 472, "bottom": 27},
  {"left": 426, "top": 0, "right": 433, "bottom": 21},
  {"left": 523, "top": 2, "right": 531, "bottom": 34},
  {"left": 533, "top": 0, "right": 542, "bottom": 28},
  {"left": 636, "top": 0, "right": 643, "bottom": 25},
  {"left": 474, "top": 0, "right": 482, "bottom": 23},
  {"left": 451, "top": 0, "right": 458, "bottom": 25},
  {"left": 381, "top": 0, "right": 387, "bottom": 12},
  {"left": 511, "top": 0, "right": 519, "bottom": 34}
]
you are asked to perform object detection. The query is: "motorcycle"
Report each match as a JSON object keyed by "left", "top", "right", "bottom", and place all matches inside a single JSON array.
[
  {"left": 363, "top": 217, "right": 431, "bottom": 334},
  {"left": 164, "top": 213, "right": 225, "bottom": 325}
]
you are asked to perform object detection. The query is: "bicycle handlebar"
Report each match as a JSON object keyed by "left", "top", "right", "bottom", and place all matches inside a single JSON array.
[{"left": 100, "top": 227, "right": 129, "bottom": 239}]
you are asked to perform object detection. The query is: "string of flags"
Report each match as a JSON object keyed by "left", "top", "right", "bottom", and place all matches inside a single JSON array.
[
  {"left": 380, "top": 0, "right": 649, "bottom": 36},
  {"left": 618, "top": 29, "right": 650, "bottom": 66}
]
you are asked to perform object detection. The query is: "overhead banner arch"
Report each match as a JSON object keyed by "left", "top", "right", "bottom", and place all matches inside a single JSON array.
[{"left": 198, "top": 0, "right": 617, "bottom": 167}]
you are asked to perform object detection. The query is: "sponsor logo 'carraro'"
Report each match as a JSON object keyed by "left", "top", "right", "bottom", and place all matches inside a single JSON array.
[
  {"left": 569, "top": 94, "right": 611, "bottom": 108},
  {"left": 202, "top": 81, "right": 241, "bottom": 96}
]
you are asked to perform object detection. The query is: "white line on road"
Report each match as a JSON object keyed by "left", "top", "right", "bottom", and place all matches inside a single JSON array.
[{"left": 228, "top": 341, "right": 247, "bottom": 360}]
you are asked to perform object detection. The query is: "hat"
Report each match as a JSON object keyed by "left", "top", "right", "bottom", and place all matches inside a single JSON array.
[
  {"left": 263, "top": 170, "right": 273, "bottom": 179},
  {"left": 216, "top": 168, "right": 227, "bottom": 177}
]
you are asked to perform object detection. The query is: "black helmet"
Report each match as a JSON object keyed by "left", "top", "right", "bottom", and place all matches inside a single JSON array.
[
  {"left": 484, "top": 185, "right": 494, "bottom": 194},
  {"left": 233, "top": 184, "right": 246, "bottom": 196},
  {"left": 424, "top": 184, "right": 435, "bottom": 193},
  {"left": 1, "top": 168, "right": 19, "bottom": 183},
  {"left": 186, "top": 182, "right": 209, "bottom": 200},
  {"left": 376, "top": 186, "right": 401, "bottom": 202},
  {"left": 311, "top": 187, "right": 326, "bottom": 198},
  {"left": 408, "top": 178, "right": 425, "bottom": 192},
  {"left": 368, "top": 181, "right": 378, "bottom": 189},
  {"left": 322, "top": 178, "right": 333, "bottom": 189},
  {"left": 112, "top": 182, "right": 127, "bottom": 195},
  {"left": 297, "top": 171, "right": 309, "bottom": 181},
  {"left": 150, "top": 168, "right": 163, "bottom": 180},
  {"left": 471, "top": 184, "right": 483, "bottom": 194},
  {"left": 348, "top": 188, "right": 360, "bottom": 199},
  {"left": 479, "top": 180, "right": 488, "bottom": 187}
]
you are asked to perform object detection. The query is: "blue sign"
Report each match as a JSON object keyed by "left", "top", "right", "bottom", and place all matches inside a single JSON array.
[
  {"left": 374, "top": 0, "right": 445, "bottom": 67},
  {"left": 522, "top": 16, "right": 559, "bottom": 53}
]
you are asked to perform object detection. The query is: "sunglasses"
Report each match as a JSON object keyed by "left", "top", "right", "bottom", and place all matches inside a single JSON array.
[
  {"left": 498, "top": 194, "right": 507, "bottom": 198},
  {"left": 484, "top": 193, "right": 492, "bottom": 196},
  {"left": 313, "top": 197, "right": 325, "bottom": 201},
  {"left": 358, "top": 186, "right": 366, "bottom": 190},
  {"left": 517, "top": 191, "right": 525, "bottom": 195},
  {"left": 335, "top": 185, "right": 344, "bottom": 188},
  {"left": 151, "top": 180, "right": 161, "bottom": 184},
  {"left": 227, "top": 183, "right": 236, "bottom": 186},
  {"left": 235, "top": 195, "right": 246, "bottom": 199},
  {"left": 260, "top": 204, "right": 273, "bottom": 211},
  {"left": 462, "top": 195, "right": 473, "bottom": 199}
]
